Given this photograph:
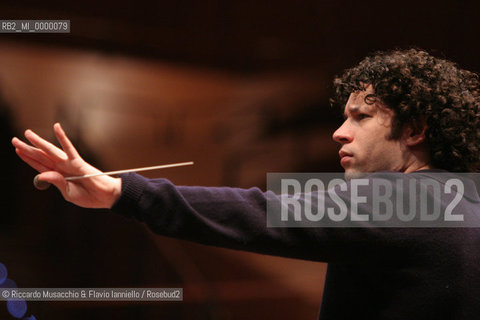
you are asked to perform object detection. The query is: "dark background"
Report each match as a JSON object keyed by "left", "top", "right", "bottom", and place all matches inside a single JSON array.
[{"left": 2, "top": 1, "right": 479, "bottom": 73}]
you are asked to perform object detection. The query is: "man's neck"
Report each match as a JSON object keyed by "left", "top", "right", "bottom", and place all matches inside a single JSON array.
[{"left": 404, "top": 163, "right": 432, "bottom": 173}]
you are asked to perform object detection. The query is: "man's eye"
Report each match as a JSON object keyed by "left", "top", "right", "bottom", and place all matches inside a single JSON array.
[{"left": 357, "top": 113, "right": 370, "bottom": 120}]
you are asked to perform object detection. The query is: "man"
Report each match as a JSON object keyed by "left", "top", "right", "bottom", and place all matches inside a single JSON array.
[{"left": 11, "top": 49, "right": 480, "bottom": 319}]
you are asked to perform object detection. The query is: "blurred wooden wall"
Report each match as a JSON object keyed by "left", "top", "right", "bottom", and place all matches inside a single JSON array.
[{"left": 0, "top": 39, "right": 339, "bottom": 320}]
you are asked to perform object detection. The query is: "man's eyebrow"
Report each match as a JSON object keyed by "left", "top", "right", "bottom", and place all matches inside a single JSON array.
[
  {"left": 343, "top": 106, "right": 360, "bottom": 118},
  {"left": 346, "top": 104, "right": 376, "bottom": 114},
  {"left": 348, "top": 106, "right": 360, "bottom": 113}
]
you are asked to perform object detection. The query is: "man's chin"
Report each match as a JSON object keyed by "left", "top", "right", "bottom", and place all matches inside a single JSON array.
[{"left": 344, "top": 170, "right": 370, "bottom": 180}]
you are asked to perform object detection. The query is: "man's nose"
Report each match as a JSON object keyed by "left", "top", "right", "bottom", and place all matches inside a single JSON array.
[{"left": 332, "top": 121, "right": 353, "bottom": 144}]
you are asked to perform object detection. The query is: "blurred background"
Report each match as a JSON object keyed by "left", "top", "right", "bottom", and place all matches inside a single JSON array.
[{"left": 0, "top": 0, "right": 479, "bottom": 319}]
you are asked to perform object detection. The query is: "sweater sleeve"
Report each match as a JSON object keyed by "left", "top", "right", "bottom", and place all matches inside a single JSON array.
[{"left": 110, "top": 172, "right": 444, "bottom": 263}]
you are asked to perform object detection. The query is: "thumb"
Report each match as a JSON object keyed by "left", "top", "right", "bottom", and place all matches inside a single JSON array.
[{"left": 34, "top": 171, "right": 68, "bottom": 193}]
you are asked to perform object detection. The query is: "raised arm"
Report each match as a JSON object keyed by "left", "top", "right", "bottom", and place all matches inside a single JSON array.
[{"left": 11, "top": 123, "right": 121, "bottom": 208}]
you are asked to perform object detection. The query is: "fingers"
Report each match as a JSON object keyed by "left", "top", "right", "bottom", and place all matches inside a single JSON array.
[
  {"left": 24, "top": 129, "right": 68, "bottom": 162},
  {"left": 14, "top": 148, "right": 51, "bottom": 173},
  {"left": 54, "top": 123, "right": 80, "bottom": 159},
  {"left": 12, "top": 137, "right": 56, "bottom": 170}
]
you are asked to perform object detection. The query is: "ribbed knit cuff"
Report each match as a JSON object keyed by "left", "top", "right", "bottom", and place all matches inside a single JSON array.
[{"left": 110, "top": 172, "right": 149, "bottom": 220}]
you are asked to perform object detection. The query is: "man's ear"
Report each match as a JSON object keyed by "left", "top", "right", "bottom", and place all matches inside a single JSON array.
[{"left": 402, "top": 122, "right": 427, "bottom": 147}]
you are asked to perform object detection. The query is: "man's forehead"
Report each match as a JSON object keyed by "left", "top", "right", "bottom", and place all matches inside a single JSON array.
[
  {"left": 344, "top": 96, "right": 376, "bottom": 113},
  {"left": 343, "top": 90, "right": 393, "bottom": 120}
]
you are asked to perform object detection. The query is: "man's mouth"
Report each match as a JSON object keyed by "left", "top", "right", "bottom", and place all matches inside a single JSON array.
[{"left": 339, "top": 150, "right": 353, "bottom": 166}]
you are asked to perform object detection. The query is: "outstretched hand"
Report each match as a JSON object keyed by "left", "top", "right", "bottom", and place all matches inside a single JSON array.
[{"left": 11, "top": 123, "right": 121, "bottom": 208}]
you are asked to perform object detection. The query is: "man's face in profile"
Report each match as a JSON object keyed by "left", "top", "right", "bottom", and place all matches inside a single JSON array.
[{"left": 332, "top": 86, "right": 409, "bottom": 179}]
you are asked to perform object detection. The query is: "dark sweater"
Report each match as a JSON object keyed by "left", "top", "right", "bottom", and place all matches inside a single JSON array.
[{"left": 111, "top": 171, "right": 480, "bottom": 319}]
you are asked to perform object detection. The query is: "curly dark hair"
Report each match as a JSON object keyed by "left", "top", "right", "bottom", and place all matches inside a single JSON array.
[{"left": 331, "top": 48, "right": 480, "bottom": 172}]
